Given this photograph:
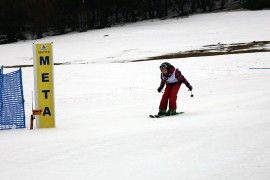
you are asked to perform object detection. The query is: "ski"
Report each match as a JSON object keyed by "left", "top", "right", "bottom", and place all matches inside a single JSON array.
[{"left": 149, "top": 112, "right": 184, "bottom": 118}]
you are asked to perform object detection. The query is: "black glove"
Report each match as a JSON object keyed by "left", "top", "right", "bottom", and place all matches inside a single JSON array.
[
  {"left": 157, "top": 87, "right": 162, "bottom": 93},
  {"left": 187, "top": 84, "right": 193, "bottom": 91}
]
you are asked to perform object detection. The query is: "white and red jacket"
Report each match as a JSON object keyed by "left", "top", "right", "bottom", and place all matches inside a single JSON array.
[{"left": 158, "top": 66, "right": 190, "bottom": 90}]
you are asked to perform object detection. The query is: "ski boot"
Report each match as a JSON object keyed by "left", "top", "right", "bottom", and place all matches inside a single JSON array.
[
  {"left": 166, "top": 109, "right": 176, "bottom": 116},
  {"left": 158, "top": 109, "right": 166, "bottom": 116}
]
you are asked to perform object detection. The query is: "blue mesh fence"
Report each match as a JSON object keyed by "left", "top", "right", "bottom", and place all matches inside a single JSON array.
[{"left": 0, "top": 67, "right": 25, "bottom": 130}]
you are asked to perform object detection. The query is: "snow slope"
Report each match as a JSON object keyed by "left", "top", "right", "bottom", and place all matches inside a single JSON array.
[{"left": 1, "top": 10, "right": 270, "bottom": 180}]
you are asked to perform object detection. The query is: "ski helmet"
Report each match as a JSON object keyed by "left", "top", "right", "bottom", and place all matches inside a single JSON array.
[{"left": 160, "top": 62, "right": 171, "bottom": 72}]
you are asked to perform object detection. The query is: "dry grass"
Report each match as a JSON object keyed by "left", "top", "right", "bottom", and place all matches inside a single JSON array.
[
  {"left": 132, "top": 41, "right": 270, "bottom": 62},
  {"left": 3, "top": 41, "right": 270, "bottom": 68}
]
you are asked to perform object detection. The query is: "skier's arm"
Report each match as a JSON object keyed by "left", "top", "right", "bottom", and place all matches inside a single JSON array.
[
  {"left": 157, "top": 74, "right": 166, "bottom": 92},
  {"left": 175, "top": 69, "right": 192, "bottom": 90}
]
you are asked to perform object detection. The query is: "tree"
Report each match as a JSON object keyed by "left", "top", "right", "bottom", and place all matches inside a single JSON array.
[
  {"left": 0, "top": 0, "right": 27, "bottom": 42},
  {"left": 244, "top": 0, "right": 270, "bottom": 10}
]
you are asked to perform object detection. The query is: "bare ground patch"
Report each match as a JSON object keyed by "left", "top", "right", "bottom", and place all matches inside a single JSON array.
[
  {"left": 3, "top": 41, "right": 270, "bottom": 68},
  {"left": 131, "top": 41, "right": 270, "bottom": 62}
]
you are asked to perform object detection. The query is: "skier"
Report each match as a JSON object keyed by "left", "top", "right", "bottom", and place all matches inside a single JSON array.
[{"left": 157, "top": 62, "right": 193, "bottom": 116}]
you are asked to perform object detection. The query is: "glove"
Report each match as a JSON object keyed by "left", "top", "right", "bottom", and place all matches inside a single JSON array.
[
  {"left": 187, "top": 84, "right": 193, "bottom": 91},
  {"left": 157, "top": 87, "right": 162, "bottom": 93}
]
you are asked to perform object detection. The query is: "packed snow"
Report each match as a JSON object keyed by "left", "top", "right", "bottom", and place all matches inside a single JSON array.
[{"left": 0, "top": 10, "right": 270, "bottom": 180}]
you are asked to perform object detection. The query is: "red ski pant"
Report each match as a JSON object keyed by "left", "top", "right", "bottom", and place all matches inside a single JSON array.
[{"left": 159, "top": 83, "right": 181, "bottom": 110}]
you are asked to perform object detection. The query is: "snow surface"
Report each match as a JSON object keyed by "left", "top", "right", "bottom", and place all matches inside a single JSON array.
[{"left": 1, "top": 10, "right": 270, "bottom": 180}]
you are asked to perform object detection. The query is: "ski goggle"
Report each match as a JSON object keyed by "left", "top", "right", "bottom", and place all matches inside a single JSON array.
[{"left": 160, "top": 64, "right": 168, "bottom": 70}]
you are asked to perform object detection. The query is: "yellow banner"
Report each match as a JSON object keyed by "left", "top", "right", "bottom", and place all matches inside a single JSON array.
[{"left": 33, "top": 43, "right": 55, "bottom": 128}]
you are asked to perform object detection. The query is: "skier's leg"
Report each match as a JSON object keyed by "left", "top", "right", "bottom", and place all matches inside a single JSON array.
[
  {"left": 159, "top": 84, "right": 172, "bottom": 110},
  {"left": 169, "top": 83, "right": 181, "bottom": 110}
]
